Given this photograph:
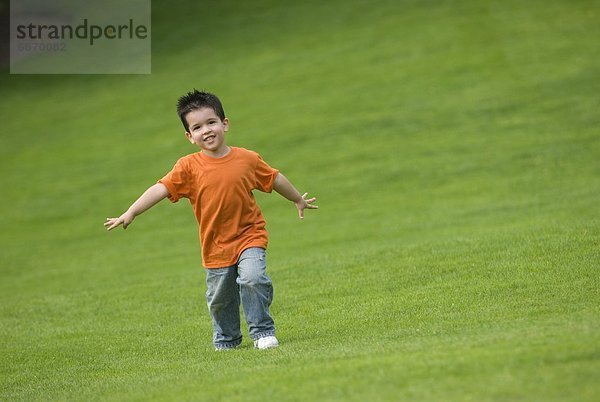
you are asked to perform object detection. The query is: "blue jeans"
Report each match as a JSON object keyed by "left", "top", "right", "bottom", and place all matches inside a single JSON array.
[{"left": 205, "top": 247, "right": 276, "bottom": 349}]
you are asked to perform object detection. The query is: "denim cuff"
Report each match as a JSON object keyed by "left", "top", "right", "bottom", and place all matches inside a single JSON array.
[
  {"left": 214, "top": 338, "right": 242, "bottom": 350},
  {"left": 251, "top": 331, "right": 276, "bottom": 341}
]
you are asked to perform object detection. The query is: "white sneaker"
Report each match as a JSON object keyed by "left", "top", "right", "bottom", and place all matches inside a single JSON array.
[
  {"left": 214, "top": 345, "right": 238, "bottom": 352},
  {"left": 254, "top": 336, "right": 279, "bottom": 350}
]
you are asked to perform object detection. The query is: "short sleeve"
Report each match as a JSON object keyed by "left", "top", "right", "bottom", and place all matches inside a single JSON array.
[
  {"left": 254, "top": 154, "right": 279, "bottom": 193},
  {"left": 158, "top": 158, "right": 191, "bottom": 202}
]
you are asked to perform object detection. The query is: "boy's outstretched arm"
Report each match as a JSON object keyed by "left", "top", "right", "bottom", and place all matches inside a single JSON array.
[
  {"left": 104, "top": 183, "right": 169, "bottom": 231},
  {"left": 272, "top": 173, "right": 318, "bottom": 220}
]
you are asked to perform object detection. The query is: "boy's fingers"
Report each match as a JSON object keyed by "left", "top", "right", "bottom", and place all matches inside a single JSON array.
[
  {"left": 105, "top": 218, "right": 123, "bottom": 231},
  {"left": 296, "top": 193, "right": 318, "bottom": 219},
  {"left": 304, "top": 196, "right": 318, "bottom": 208}
]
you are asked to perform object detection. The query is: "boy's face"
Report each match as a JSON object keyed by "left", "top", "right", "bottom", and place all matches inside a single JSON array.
[{"left": 184, "top": 107, "right": 229, "bottom": 155}]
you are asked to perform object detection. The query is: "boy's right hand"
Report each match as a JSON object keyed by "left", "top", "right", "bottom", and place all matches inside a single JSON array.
[{"left": 104, "top": 212, "right": 135, "bottom": 231}]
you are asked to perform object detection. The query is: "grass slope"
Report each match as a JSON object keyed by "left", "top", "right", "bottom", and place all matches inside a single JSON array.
[{"left": 1, "top": 0, "right": 599, "bottom": 400}]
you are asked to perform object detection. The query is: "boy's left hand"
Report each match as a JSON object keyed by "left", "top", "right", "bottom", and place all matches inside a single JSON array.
[{"left": 295, "top": 193, "right": 318, "bottom": 220}]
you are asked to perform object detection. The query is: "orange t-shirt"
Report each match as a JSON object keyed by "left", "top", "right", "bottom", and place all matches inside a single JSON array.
[{"left": 158, "top": 147, "right": 279, "bottom": 268}]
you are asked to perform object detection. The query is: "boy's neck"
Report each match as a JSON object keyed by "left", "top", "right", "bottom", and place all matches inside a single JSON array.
[{"left": 203, "top": 145, "right": 231, "bottom": 159}]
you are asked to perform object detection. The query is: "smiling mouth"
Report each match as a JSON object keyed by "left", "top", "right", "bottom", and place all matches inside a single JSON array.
[{"left": 203, "top": 135, "right": 216, "bottom": 142}]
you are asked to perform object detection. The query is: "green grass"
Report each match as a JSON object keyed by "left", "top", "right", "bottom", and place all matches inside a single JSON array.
[{"left": 1, "top": 0, "right": 599, "bottom": 400}]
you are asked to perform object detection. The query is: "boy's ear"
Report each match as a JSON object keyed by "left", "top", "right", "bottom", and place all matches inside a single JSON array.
[
  {"left": 223, "top": 117, "right": 230, "bottom": 132},
  {"left": 185, "top": 131, "right": 194, "bottom": 144}
]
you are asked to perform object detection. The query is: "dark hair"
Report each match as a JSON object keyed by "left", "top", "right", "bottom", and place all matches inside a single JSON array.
[{"left": 176, "top": 90, "right": 226, "bottom": 131}]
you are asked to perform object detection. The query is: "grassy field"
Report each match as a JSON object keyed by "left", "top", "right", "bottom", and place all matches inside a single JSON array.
[{"left": 1, "top": 0, "right": 599, "bottom": 400}]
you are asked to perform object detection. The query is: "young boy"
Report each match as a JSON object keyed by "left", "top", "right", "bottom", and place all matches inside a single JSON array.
[{"left": 104, "top": 90, "right": 317, "bottom": 350}]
